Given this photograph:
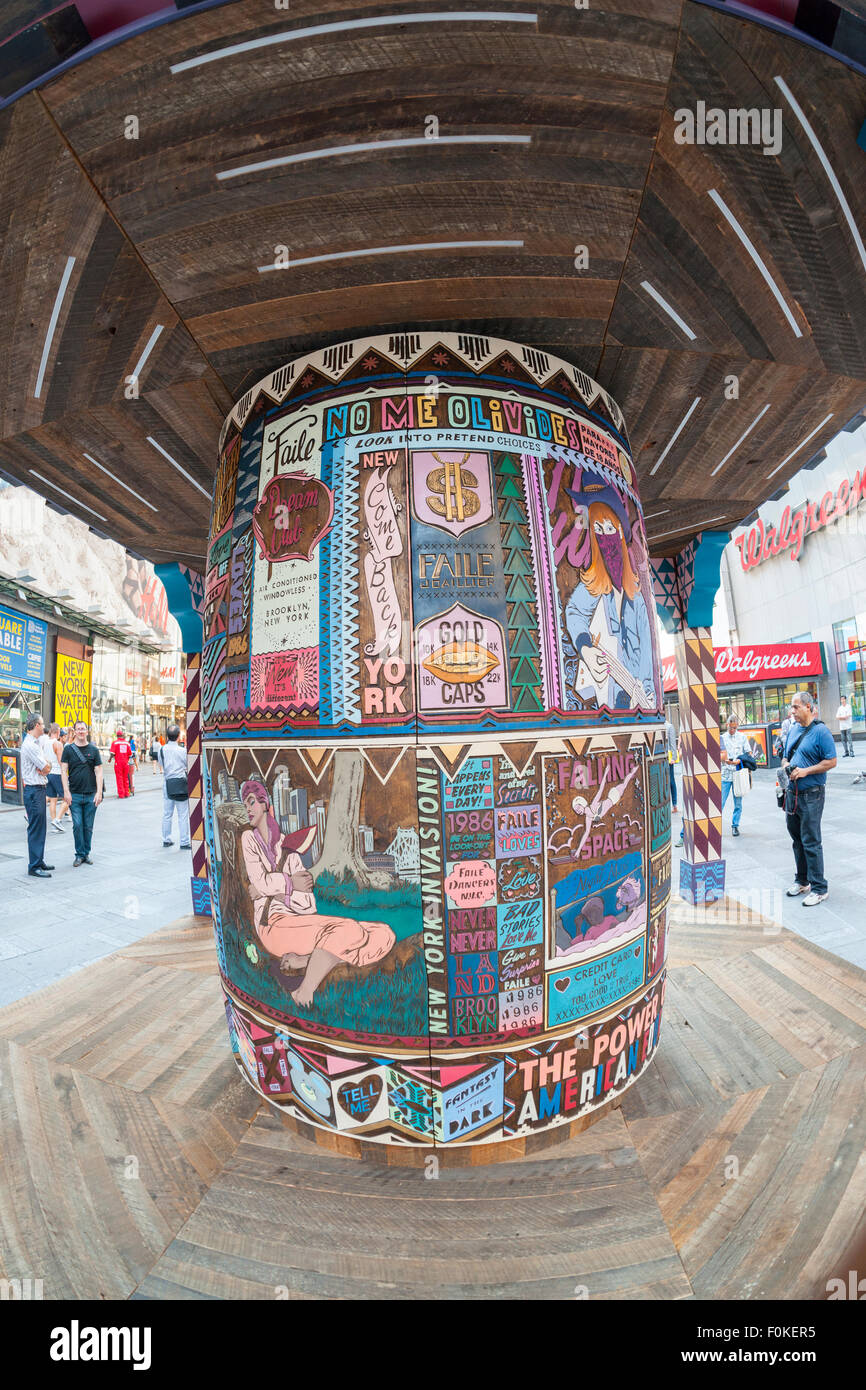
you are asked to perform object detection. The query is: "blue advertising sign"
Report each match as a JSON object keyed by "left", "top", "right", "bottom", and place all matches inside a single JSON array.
[{"left": 0, "top": 603, "right": 47, "bottom": 695}]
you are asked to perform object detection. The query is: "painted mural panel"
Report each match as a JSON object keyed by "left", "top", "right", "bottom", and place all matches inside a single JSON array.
[
  {"left": 205, "top": 338, "right": 661, "bottom": 742},
  {"left": 207, "top": 742, "right": 426, "bottom": 1047},
  {"left": 204, "top": 334, "right": 669, "bottom": 1149},
  {"left": 222, "top": 973, "right": 664, "bottom": 1146}
]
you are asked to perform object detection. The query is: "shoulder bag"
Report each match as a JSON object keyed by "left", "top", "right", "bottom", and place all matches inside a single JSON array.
[
  {"left": 163, "top": 749, "right": 189, "bottom": 801},
  {"left": 776, "top": 722, "right": 821, "bottom": 808},
  {"left": 166, "top": 771, "right": 189, "bottom": 801}
]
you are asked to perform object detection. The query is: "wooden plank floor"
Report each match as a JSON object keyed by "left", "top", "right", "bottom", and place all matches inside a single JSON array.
[{"left": 0, "top": 902, "right": 863, "bottom": 1300}]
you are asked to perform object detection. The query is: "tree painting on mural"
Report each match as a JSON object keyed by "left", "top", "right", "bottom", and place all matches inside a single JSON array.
[
  {"left": 544, "top": 450, "right": 659, "bottom": 714},
  {"left": 209, "top": 747, "right": 426, "bottom": 1040}
]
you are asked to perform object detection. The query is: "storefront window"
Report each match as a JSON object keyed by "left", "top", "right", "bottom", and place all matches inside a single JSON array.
[
  {"left": 764, "top": 687, "right": 783, "bottom": 723},
  {"left": 834, "top": 618, "right": 865, "bottom": 730},
  {"left": 91, "top": 640, "right": 150, "bottom": 751},
  {"left": 745, "top": 691, "right": 765, "bottom": 724},
  {"left": 0, "top": 688, "right": 41, "bottom": 746}
]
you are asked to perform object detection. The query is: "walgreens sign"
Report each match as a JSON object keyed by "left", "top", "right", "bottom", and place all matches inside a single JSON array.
[
  {"left": 662, "top": 642, "right": 825, "bottom": 693},
  {"left": 735, "top": 465, "right": 866, "bottom": 570}
]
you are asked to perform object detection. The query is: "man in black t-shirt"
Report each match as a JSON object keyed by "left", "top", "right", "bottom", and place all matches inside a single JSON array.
[{"left": 61, "top": 720, "right": 104, "bottom": 866}]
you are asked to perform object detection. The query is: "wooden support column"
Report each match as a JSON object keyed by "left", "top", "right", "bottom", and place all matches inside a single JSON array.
[
  {"left": 652, "top": 531, "right": 730, "bottom": 906},
  {"left": 185, "top": 650, "right": 212, "bottom": 916}
]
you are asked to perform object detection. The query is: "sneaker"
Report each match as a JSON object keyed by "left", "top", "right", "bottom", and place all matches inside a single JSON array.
[
  {"left": 802, "top": 891, "right": 828, "bottom": 906},
  {"left": 51, "top": 819, "right": 65, "bottom": 832},
  {"left": 181, "top": 843, "right": 191, "bottom": 850},
  {"left": 73, "top": 856, "right": 84, "bottom": 867},
  {"left": 786, "top": 882, "right": 810, "bottom": 896},
  {"left": 732, "top": 826, "right": 740, "bottom": 837},
  {"left": 163, "top": 839, "right": 174, "bottom": 847},
  {"left": 83, "top": 855, "right": 94, "bottom": 864}
]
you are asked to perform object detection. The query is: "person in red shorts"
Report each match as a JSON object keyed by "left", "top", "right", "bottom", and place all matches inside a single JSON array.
[{"left": 109, "top": 728, "right": 133, "bottom": 798}]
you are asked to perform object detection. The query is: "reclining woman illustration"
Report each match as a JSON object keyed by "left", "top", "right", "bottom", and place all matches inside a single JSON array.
[{"left": 239, "top": 780, "right": 395, "bottom": 1007}]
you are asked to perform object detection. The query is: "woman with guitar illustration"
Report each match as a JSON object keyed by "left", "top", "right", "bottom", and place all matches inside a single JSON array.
[{"left": 563, "top": 472, "right": 656, "bottom": 712}]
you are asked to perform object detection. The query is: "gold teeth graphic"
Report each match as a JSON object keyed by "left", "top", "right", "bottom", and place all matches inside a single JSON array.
[{"left": 423, "top": 641, "right": 498, "bottom": 684}]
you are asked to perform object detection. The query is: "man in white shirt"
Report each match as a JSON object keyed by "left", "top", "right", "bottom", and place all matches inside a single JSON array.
[
  {"left": 158, "top": 723, "right": 191, "bottom": 850},
  {"left": 721, "top": 715, "right": 748, "bottom": 838},
  {"left": 836, "top": 696, "right": 854, "bottom": 757},
  {"left": 20, "top": 713, "right": 55, "bottom": 877}
]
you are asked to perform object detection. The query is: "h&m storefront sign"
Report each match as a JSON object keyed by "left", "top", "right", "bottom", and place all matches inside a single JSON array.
[
  {"left": 735, "top": 466, "right": 866, "bottom": 570},
  {"left": 662, "top": 642, "right": 825, "bottom": 693}
]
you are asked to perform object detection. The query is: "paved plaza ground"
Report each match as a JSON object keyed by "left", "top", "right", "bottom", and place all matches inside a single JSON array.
[
  {"left": 0, "top": 769, "right": 193, "bottom": 1005},
  {"left": 1, "top": 737, "right": 864, "bottom": 1003},
  {"left": 672, "top": 740, "right": 866, "bottom": 973},
  {"left": 0, "top": 740, "right": 864, "bottom": 1303}
]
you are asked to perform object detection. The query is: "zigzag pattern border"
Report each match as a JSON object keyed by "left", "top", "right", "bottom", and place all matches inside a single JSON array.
[
  {"left": 219, "top": 333, "right": 625, "bottom": 448},
  {"left": 329, "top": 454, "right": 346, "bottom": 725},
  {"left": 341, "top": 460, "right": 361, "bottom": 724}
]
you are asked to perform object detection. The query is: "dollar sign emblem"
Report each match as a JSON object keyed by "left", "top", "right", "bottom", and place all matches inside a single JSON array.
[{"left": 426, "top": 452, "right": 480, "bottom": 524}]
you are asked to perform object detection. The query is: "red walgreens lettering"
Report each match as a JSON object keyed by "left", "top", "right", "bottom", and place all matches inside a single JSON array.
[
  {"left": 736, "top": 465, "right": 866, "bottom": 571},
  {"left": 664, "top": 642, "right": 823, "bottom": 691}
]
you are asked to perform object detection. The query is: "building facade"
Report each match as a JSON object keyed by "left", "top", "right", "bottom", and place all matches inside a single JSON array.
[
  {"left": 0, "top": 483, "right": 185, "bottom": 750},
  {"left": 723, "top": 424, "right": 866, "bottom": 741}
]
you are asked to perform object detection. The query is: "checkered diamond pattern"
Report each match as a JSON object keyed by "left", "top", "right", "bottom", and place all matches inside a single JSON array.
[
  {"left": 674, "top": 625, "right": 725, "bottom": 897},
  {"left": 185, "top": 651, "right": 212, "bottom": 916},
  {"left": 651, "top": 535, "right": 700, "bottom": 629}
]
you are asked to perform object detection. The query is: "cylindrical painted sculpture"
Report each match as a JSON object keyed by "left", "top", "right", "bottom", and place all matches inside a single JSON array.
[{"left": 203, "top": 334, "right": 671, "bottom": 1151}]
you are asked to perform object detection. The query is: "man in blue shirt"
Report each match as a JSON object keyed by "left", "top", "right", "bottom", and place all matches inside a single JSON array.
[{"left": 783, "top": 691, "right": 837, "bottom": 905}]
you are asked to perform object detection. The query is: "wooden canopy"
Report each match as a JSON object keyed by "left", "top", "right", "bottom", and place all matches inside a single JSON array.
[{"left": 2, "top": 0, "right": 866, "bottom": 568}]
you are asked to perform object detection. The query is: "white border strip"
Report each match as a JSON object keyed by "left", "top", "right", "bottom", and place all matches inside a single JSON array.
[
  {"left": 218, "top": 134, "right": 531, "bottom": 180},
  {"left": 258, "top": 239, "right": 524, "bottom": 271},
  {"left": 146, "top": 436, "right": 211, "bottom": 498},
  {"left": 639, "top": 280, "right": 696, "bottom": 341},
  {"left": 707, "top": 188, "right": 803, "bottom": 337},
  {"left": 29, "top": 469, "right": 107, "bottom": 522},
  {"left": 766, "top": 411, "right": 834, "bottom": 480},
  {"left": 775, "top": 75, "right": 866, "bottom": 276},
  {"left": 649, "top": 395, "right": 702, "bottom": 476},
  {"left": 709, "top": 403, "right": 771, "bottom": 477},
  {"left": 83, "top": 451, "right": 159, "bottom": 512},
  {"left": 129, "top": 323, "right": 164, "bottom": 383},
  {"left": 202, "top": 719, "right": 662, "bottom": 750},
  {"left": 34, "top": 256, "right": 75, "bottom": 400},
  {"left": 648, "top": 515, "right": 727, "bottom": 541},
  {"left": 171, "top": 12, "right": 539, "bottom": 73}
]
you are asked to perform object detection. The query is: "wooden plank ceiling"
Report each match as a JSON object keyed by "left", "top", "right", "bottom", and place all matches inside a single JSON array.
[{"left": 1, "top": 0, "right": 865, "bottom": 566}]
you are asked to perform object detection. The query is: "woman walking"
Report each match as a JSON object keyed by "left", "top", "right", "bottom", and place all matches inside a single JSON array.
[{"left": 46, "top": 724, "right": 69, "bottom": 833}]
